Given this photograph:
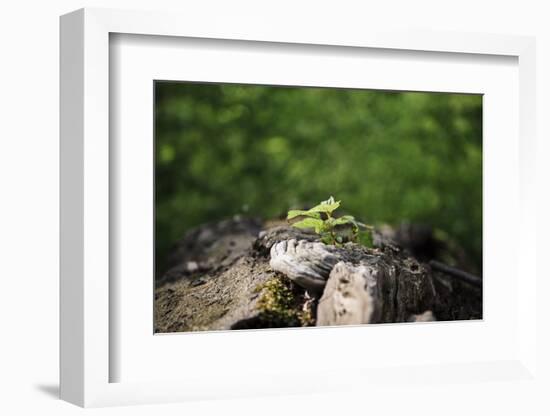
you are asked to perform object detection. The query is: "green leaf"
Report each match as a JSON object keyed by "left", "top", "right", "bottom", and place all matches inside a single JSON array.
[
  {"left": 308, "top": 196, "right": 341, "bottom": 215},
  {"left": 287, "top": 209, "right": 321, "bottom": 220},
  {"left": 292, "top": 218, "right": 326, "bottom": 233},
  {"left": 335, "top": 215, "right": 371, "bottom": 231},
  {"left": 332, "top": 215, "right": 356, "bottom": 226},
  {"left": 323, "top": 217, "right": 336, "bottom": 227}
]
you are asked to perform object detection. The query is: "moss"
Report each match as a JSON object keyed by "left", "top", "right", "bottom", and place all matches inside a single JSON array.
[{"left": 254, "top": 276, "right": 315, "bottom": 328}]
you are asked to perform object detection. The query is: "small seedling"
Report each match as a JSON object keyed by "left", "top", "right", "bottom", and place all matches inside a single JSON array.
[{"left": 287, "top": 196, "right": 373, "bottom": 247}]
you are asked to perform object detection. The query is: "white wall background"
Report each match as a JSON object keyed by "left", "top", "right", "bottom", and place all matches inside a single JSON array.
[{"left": 0, "top": 1, "right": 548, "bottom": 415}]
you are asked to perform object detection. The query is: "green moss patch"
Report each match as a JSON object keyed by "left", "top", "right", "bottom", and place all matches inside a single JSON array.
[{"left": 253, "top": 276, "right": 315, "bottom": 328}]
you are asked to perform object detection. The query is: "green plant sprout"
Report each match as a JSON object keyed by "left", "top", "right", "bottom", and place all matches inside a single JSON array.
[{"left": 287, "top": 196, "right": 373, "bottom": 247}]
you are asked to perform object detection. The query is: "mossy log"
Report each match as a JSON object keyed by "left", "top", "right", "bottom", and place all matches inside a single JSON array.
[{"left": 155, "top": 219, "right": 482, "bottom": 332}]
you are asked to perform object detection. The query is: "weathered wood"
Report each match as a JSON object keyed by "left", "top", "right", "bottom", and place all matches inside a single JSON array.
[
  {"left": 155, "top": 257, "right": 280, "bottom": 332},
  {"left": 158, "top": 216, "right": 262, "bottom": 286},
  {"left": 316, "top": 258, "right": 436, "bottom": 326},
  {"left": 429, "top": 260, "right": 482, "bottom": 288},
  {"left": 155, "top": 223, "right": 320, "bottom": 332},
  {"left": 317, "top": 262, "right": 380, "bottom": 325},
  {"left": 254, "top": 225, "right": 319, "bottom": 254},
  {"left": 269, "top": 234, "right": 438, "bottom": 325},
  {"left": 269, "top": 239, "right": 340, "bottom": 294},
  {"left": 155, "top": 220, "right": 482, "bottom": 332}
]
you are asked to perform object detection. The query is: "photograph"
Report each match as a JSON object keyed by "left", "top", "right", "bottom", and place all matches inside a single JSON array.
[
  {"left": 1, "top": 0, "right": 544, "bottom": 412},
  {"left": 153, "top": 81, "right": 483, "bottom": 333}
]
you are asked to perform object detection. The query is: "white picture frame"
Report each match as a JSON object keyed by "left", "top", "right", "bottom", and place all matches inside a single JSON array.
[{"left": 60, "top": 7, "right": 538, "bottom": 408}]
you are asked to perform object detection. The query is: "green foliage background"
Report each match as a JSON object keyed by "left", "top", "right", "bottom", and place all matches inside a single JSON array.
[{"left": 155, "top": 82, "right": 482, "bottom": 274}]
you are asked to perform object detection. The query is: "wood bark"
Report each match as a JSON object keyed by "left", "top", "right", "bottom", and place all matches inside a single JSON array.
[{"left": 155, "top": 219, "right": 482, "bottom": 332}]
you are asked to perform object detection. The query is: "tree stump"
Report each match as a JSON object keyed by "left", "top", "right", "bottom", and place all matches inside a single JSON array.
[{"left": 155, "top": 219, "right": 482, "bottom": 332}]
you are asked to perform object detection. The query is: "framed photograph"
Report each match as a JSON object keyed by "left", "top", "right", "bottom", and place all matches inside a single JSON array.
[
  {"left": 60, "top": 8, "right": 538, "bottom": 407},
  {"left": 152, "top": 81, "right": 483, "bottom": 334}
]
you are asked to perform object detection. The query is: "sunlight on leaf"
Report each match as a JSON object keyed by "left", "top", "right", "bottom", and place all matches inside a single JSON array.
[
  {"left": 292, "top": 218, "right": 325, "bottom": 234},
  {"left": 287, "top": 210, "right": 321, "bottom": 220}
]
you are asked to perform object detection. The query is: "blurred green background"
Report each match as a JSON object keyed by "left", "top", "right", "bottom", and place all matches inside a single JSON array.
[{"left": 155, "top": 82, "right": 482, "bottom": 275}]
